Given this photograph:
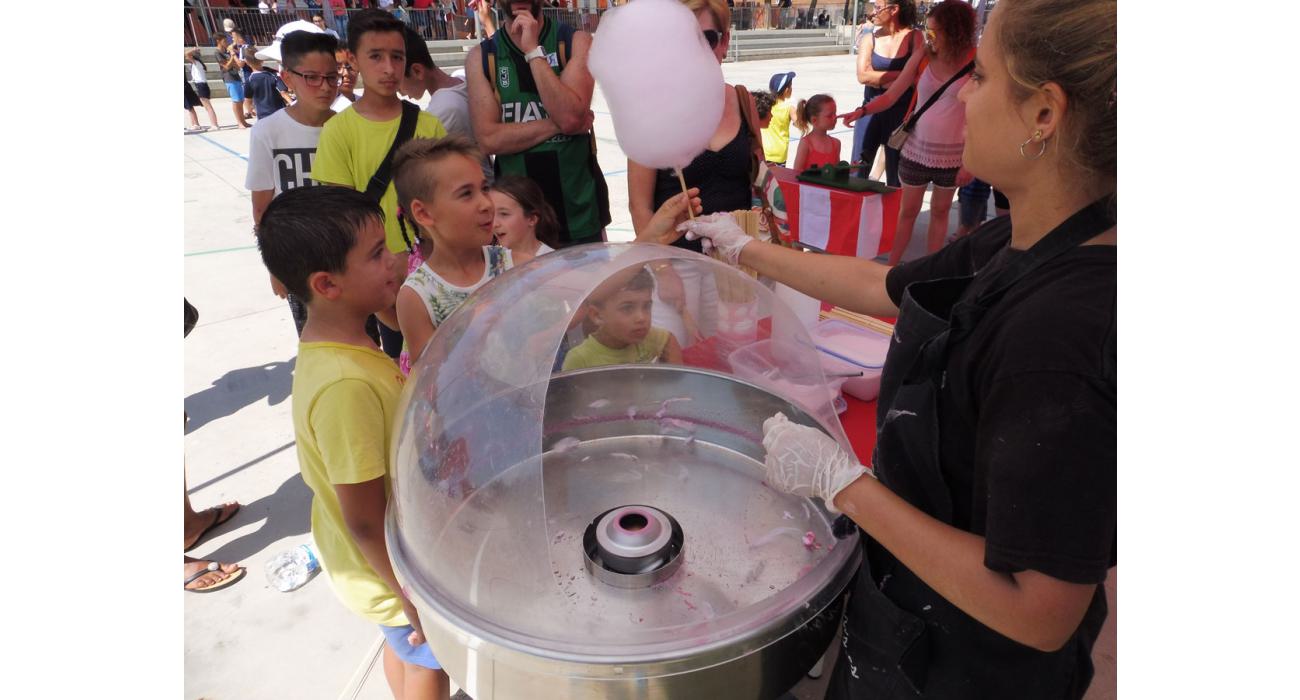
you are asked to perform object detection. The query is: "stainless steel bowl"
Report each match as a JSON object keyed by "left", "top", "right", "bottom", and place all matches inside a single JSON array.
[{"left": 389, "top": 365, "right": 860, "bottom": 699}]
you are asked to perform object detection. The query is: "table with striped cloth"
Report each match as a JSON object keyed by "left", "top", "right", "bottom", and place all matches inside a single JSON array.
[{"left": 770, "top": 168, "right": 901, "bottom": 259}]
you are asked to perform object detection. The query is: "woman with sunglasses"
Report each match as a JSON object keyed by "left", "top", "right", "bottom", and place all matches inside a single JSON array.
[
  {"left": 627, "top": 0, "right": 766, "bottom": 345},
  {"left": 846, "top": 0, "right": 978, "bottom": 264},
  {"left": 655, "top": 1, "right": 1117, "bottom": 697},
  {"left": 851, "top": 0, "right": 923, "bottom": 186}
]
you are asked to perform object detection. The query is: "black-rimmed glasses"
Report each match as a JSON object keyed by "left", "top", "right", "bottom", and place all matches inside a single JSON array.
[
  {"left": 286, "top": 68, "right": 342, "bottom": 87},
  {"left": 703, "top": 29, "right": 723, "bottom": 49}
]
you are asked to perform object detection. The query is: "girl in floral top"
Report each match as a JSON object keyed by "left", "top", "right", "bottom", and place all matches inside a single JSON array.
[{"left": 392, "top": 136, "right": 513, "bottom": 374}]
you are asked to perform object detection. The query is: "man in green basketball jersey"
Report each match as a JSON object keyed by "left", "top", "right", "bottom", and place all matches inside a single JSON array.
[{"left": 466, "top": 0, "right": 610, "bottom": 246}]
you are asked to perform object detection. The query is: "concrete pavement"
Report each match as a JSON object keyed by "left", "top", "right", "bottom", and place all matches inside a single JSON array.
[{"left": 184, "top": 52, "right": 1114, "bottom": 700}]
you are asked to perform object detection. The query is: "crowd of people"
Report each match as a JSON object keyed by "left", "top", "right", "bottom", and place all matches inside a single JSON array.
[
  {"left": 186, "top": 1, "right": 1116, "bottom": 699},
  {"left": 187, "top": 0, "right": 577, "bottom": 47}
]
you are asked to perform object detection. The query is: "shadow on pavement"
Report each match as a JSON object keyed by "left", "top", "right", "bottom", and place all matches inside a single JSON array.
[
  {"left": 202, "top": 472, "right": 312, "bottom": 565},
  {"left": 185, "top": 358, "right": 296, "bottom": 433}
]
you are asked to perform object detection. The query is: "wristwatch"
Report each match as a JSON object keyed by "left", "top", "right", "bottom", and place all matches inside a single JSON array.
[{"left": 523, "top": 46, "right": 547, "bottom": 63}]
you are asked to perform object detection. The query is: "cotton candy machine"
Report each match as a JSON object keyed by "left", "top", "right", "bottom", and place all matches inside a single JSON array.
[{"left": 387, "top": 244, "right": 860, "bottom": 699}]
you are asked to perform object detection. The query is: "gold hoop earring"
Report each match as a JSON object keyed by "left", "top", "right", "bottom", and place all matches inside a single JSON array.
[{"left": 1019, "top": 130, "right": 1047, "bottom": 160}]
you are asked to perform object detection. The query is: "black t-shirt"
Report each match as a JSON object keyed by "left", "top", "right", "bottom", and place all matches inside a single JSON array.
[
  {"left": 885, "top": 216, "right": 1117, "bottom": 586},
  {"left": 248, "top": 69, "right": 288, "bottom": 119},
  {"left": 215, "top": 48, "right": 241, "bottom": 83},
  {"left": 652, "top": 124, "right": 753, "bottom": 255}
]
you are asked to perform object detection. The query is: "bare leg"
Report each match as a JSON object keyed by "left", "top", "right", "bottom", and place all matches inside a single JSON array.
[
  {"left": 200, "top": 97, "right": 220, "bottom": 128},
  {"left": 383, "top": 644, "right": 406, "bottom": 700},
  {"left": 184, "top": 556, "right": 243, "bottom": 590},
  {"left": 184, "top": 472, "right": 240, "bottom": 549},
  {"left": 870, "top": 146, "right": 886, "bottom": 181},
  {"left": 232, "top": 101, "right": 251, "bottom": 128},
  {"left": 925, "top": 186, "right": 957, "bottom": 254},
  {"left": 184, "top": 480, "right": 198, "bottom": 535},
  {"left": 403, "top": 664, "right": 449, "bottom": 700},
  {"left": 187, "top": 107, "right": 200, "bottom": 129},
  {"left": 244, "top": 97, "right": 255, "bottom": 120},
  {"left": 184, "top": 472, "right": 243, "bottom": 590},
  {"left": 888, "top": 184, "right": 927, "bottom": 266}
]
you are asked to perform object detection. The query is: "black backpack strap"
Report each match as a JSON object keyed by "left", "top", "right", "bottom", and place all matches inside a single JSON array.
[
  {"left": 479, "top": 35, "right": 497, "bottom": 84},
  {"left": 901, "top": 60, "right": 974, "bottom": 132},
  {"left": 364, "top": 100, "right": 421, "bottom": 203}
]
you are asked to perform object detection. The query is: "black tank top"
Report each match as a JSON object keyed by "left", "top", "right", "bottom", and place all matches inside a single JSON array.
[
  {"left": 652, "top": 123, "right": 753, "bottom": 253},
  {"left": 863, "top": 30, "right": 915, "bottom": 125}
]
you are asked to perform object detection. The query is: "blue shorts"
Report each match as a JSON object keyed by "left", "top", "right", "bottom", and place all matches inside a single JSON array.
[
  {"left": 224, "top": 81, "right": 245, "bottom": 102},
  {"left": 379, "top": 624, "right": 442, "bottom": 670},
  {"left": 958, "top": 178, "right": 992, "bottom": 227}
]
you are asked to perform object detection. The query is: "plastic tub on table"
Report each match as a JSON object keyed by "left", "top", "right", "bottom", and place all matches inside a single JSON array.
[{"left": 810, "top": 319, "right": 891, "bottom": 401}]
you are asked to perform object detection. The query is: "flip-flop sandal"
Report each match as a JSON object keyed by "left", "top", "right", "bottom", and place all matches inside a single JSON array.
[
  {"left": 184, "top": 502, "right": 241, "bottom": 552},
  {"left": 184, "top": 562, "right": 245, "bottom": 593}
]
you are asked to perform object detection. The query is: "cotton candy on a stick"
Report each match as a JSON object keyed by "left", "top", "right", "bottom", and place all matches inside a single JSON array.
[{"left": 589, "top": 0, "right": 726, "bottom": 171}]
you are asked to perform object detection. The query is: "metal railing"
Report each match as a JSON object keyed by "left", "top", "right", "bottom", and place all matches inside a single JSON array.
[
  {"left": 730, "top": 6, "right": 853, "bottom": 32},
  {"left": 185, "top": 6, "right": 490, "bottom": 47},
  {"left": 184, "top": 3, "right": 856, "bottom": 49}
]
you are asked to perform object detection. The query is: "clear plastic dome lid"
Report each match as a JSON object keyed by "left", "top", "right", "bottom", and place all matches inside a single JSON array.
[{"left": 390, "top": 243, "right": 857, "bottom": 665}]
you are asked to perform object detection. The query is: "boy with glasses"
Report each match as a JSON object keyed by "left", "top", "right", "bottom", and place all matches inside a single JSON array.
[{"left": 246, "top": 30, "right": 343, "bottom": 334}]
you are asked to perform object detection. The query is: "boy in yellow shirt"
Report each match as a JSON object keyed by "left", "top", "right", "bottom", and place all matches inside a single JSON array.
[
  {"left": 312, "top": 8, "right": 448, "bottom": 362},
  {"left": 761, "top": 71, "right": 796, "bottom": 166},
  {"left": 257, "top": 185, "right": 449, "bottom": 700},
  {"left": 563, "top": 266, "right": 683, "bottom": 370}
]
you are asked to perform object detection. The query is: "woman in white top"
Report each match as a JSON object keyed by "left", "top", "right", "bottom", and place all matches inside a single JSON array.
[
  {"left": 186, "top": 49, "right": 221, "bottom": 129},
  {"left": 843, "top": 0, "right": 978, "bottom": 264}
]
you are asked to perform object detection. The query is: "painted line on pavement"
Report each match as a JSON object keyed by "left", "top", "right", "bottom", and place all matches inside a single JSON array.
[
  {"left": 186, "top": 244, "right": 258, "bottom": 257},
  {"left": 198, "top": 133, "right": 249, "bottom": 161}
]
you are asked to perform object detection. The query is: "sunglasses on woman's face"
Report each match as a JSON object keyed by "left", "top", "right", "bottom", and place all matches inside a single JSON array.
[{"left": 703, "top": 29, "right": 722, "bottom": 49}]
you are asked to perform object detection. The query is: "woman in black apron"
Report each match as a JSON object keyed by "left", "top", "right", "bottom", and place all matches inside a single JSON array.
[{"left": 652, "top": 1, "right": 1116, "bottom": 697}]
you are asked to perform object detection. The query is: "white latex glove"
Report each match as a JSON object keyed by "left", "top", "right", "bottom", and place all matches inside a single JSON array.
[
  {"left": 761, "top": 412, "right": 872, "bottom": 515},
  {"left": 676, "top": 212, "right": 753, "bottom": 266}
]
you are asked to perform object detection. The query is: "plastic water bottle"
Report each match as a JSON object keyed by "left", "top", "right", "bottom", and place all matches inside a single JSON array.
[{"left": 264, "top": 544, "right": 321, "bottom": 592}]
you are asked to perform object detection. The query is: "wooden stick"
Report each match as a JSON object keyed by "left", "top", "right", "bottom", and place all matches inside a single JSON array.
[
  {"left": 820, "top": 307, "right": 895, "bottom": 336},
  {"left": 675, "top": 167, "right": 695, "bottom": 220}
]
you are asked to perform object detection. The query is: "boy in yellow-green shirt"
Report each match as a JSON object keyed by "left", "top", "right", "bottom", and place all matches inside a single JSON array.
[
  {"left": 257, "top": 185, "right": 450, "bottom": 700},
  {"left": 761, "top": 71, "right": 796, "bottom": 166},
  {"left": 312, "top": 9, "right": 447, "bottom": 364},
  {"left": 563, "top": 266, "right": 683, "bottom": 371}
]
